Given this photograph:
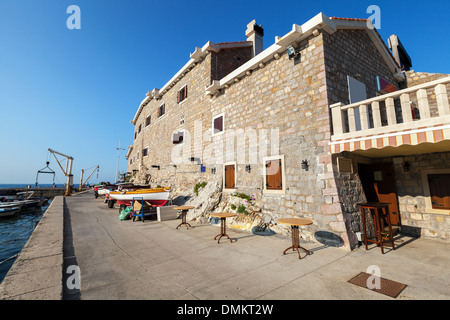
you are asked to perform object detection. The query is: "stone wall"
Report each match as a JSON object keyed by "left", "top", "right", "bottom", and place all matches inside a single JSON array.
[
  {"left": 386, "top": 152, "right": 450, "bottom": 240},
  {"left": 127, "top": 26, "right": 407, "bottom": 250}
]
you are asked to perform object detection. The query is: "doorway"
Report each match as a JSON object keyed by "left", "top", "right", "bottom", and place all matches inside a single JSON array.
[{"left": 358, "top": 162, "right": 400, "bottom": 225}]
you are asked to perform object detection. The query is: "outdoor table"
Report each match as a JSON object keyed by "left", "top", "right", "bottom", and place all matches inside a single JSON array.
[
  {"left": 358, "top": 202, "right": 395, "bottom": 254},
  {"left": 210, "top": 212, "right": 237, "bottom": 243},
  {"left": 277, "top": 217, "right": 313, "bottom": 259},
  {"left": 174, "top": 206, "right": 194, "bottom": 229}
]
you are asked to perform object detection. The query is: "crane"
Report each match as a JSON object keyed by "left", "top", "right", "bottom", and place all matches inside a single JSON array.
[
  {"left": 80, "top": 165, "right": 99, "bottom": 189},
  {"left": 48, "top": 148, "right": 74, "bottom": 196}
]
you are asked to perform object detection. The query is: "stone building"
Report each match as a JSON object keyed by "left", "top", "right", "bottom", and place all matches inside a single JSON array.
[{"left": 126, "top": 13, "right": 450, "bottom": 250}]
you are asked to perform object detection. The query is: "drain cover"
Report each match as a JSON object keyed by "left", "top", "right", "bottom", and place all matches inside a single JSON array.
[{"left": 348, "top": 272, "right": 407, "bottom": 298}]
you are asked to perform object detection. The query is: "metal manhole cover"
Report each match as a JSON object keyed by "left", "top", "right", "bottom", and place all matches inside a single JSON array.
[{"left": 348, "top": 272, "right": 407, "bottom": 298}]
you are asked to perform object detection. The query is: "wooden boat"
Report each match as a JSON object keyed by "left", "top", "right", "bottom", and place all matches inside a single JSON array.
[{"left": 109, "top": 187, "right": 171, "bottom": 207}]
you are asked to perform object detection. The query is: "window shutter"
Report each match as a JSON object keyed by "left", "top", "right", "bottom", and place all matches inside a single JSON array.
[
  {"left": 266, "top": 159, "right": 282, "bottom": 190},
  {"left": 428, "top": 174, "right": 450, "bottom": 209},
  {"left": 177, "top": 91, "right": 181, "bottom": 103},
  {"left": 225, "top": 165, "right": 235, "bottom": 189},
  {"left": 214, "top": 116, "right": 223, "bottom": 133},
  {"left": 185, "top": 86, "right": 188, "bottom": 98}
]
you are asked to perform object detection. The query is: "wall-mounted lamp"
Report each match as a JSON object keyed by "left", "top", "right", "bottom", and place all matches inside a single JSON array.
[
  {"left": 245, "top": 164, "right": 251, "bottom": 173},
  {"left": 301, "top": 160, "right": 309, "bottom": 171},
  {"left": 402, "top": 161, "right": 410, "bottom": 172},
  {"left": 151, "top": 165, "right": 160, "bottom": 170},
  {"left": 286, "top": 45, "right": 299, "bottom": 60},
  {"left": 211, "top": 167, "right": 216, "bottom": 174}
]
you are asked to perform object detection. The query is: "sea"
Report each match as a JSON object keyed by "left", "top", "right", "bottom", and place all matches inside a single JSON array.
[{"left": 0, "top": 184, "right": 73, "bottom": 283}]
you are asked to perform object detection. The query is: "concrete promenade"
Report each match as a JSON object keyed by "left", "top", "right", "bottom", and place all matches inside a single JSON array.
[{"left": 0, "top": 190, "right": 449, "bottom": 300}]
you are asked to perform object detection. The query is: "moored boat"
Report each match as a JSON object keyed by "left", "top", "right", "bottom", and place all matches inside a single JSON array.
[
  {"left": 0, "top": 207, "right": 21, "bottom": 218},
  {"left": 109, "top": 187, "right": 171, "bottom": 207}
]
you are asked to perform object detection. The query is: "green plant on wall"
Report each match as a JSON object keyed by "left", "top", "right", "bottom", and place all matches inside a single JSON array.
[
  {"left": 230, "top": 204, "right": 236, "bottom": 210},
  {"left": 237, "top": 204, "right": 248, "bottom": 215},
  {"left": 194, "top": 182, "right": 207, "bottom": 196}
]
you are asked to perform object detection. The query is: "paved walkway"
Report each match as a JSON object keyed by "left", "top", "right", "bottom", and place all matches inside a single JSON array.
[{"left": 64, "top": 191, "right": 450, "bottom": 300}]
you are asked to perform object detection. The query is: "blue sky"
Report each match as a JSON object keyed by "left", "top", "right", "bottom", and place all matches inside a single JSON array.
[{"left": 0, "top": 0, "right": 449, "bottom": 184}]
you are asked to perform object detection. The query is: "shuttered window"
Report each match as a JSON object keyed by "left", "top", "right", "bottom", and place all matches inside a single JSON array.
[
  {"left": 428, "top": 174, "right": 450, "bottom": 209},
  {"left": 145, "top": 115, "right": 151, "bottom": 126},
  {"left": 142, "top": 147, "right": 148, "bottom": 157},
  {"left": 265, "top": 159, "right": 283, "bottom": 190},
  {"left": 158, "top": 104, "right": 165, "bottom": 117},
  {"left": 224, "top": 164, "right": 235, "bottom": 189},
  {"left": 177, "top": 85, "right": 188, "bottom": 103},
  {"left": 212, "top": 114, "right": 224, "bottom": 135}
]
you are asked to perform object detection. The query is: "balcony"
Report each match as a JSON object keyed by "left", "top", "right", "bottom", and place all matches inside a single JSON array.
[{"left": 329, "top": 76, "right": 450, "bottom": 157}]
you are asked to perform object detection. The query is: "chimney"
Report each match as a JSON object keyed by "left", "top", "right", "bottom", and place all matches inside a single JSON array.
[{"left": 245, "top": 20, "right": 264, "bottom": 58}]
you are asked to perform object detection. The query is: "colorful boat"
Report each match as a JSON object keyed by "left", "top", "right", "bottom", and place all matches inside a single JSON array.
[{"left": 109, "top": 187, "right": 171, "bottom": 207}]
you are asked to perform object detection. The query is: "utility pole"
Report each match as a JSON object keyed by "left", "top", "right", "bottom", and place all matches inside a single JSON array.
[{"left": 115, "top": 140, "right": 125, "bottom": 183}]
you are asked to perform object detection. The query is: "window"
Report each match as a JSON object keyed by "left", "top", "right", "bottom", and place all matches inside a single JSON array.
[
  {"left": 136, "top": 151, "right": 139, "bottom": 159},
  {"left": 138, "top": 124, "right": 142, "bottom": 133},
  {"left": 428, "top": 174, "right": 450, "bottom": 210},
  {"left": 172, "top": 130, "right": 184, "bottom": 144},
  {"left": 263, "top": 155, "right": 285, "bottom": 194},
  {"left": 134, "top": 131, "right": 137, "bottom": 140},
  {"left": 158, "top": 104, "right": 165, "bottom": 117},
  {"left": 421, "top": 169, "right": 450, "bottom": 214},
  {"left": 177, "top": 85, "right": 188, "bottom": 103},
  {"left": 142, "top": 147, "right": 148, "bottom": 157},
  {"left": 224, "top": 164, "right": 236, "bottom": 190},
  {"left": 212, "top": 113, "right": 224, "bottom": 136},
  {"left": 145, "top": 115, "right": 151, "bottom": 127}
]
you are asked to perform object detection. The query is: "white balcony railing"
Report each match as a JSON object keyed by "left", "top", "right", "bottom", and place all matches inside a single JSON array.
[{"left": 330, "top": 76, "right": 450, "bottom": 141}]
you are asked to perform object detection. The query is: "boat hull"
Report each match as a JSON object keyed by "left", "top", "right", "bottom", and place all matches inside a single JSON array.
[
  {"left": 0, "top": 207, "right": 20, "bottom": 217},
  {"left": 109, "top": 188, "right": 170, "bottom": 207}
]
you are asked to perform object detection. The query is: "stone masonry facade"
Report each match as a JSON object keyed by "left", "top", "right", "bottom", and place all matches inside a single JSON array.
[{"left": 127, "top": 15, "right": 449, "bottom": 250}]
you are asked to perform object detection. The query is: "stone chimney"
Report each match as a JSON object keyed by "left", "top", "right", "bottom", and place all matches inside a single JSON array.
[{"left": 245, "top": 20, "right": 264, "bottom": 58}]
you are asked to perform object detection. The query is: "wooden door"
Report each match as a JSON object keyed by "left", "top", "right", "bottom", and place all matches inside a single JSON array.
[
  {"left": 358, "top": 162, "right": 400, "bottom": 225},
  {"left": 372, "top": 163, "right": 400, "bottom": 225}
]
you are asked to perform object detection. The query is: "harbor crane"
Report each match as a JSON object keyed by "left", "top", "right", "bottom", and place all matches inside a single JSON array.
[
  {"left": 48, "top": 148, "right": 74, "bottom": 196},
  {"left": 80, "top": 165, "right": 99, "bottom": 189}
]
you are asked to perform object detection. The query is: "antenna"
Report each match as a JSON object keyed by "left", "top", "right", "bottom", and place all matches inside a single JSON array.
[{"left": 115, "top": 140, "right": 125, "bottom": 183}]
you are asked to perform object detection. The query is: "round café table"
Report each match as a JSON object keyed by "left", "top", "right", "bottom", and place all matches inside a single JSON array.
[
  {"left": 278, "top": 217, "right": 313, "bottom": 259},
  {"left": 173, "top": 206, "right": 195, "bottom": 229},
  {"left": 210, "top": 212, "right": 237, "bottom": 243}
]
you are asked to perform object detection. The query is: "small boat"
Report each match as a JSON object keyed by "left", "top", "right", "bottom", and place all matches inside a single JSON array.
[
  {"left": 0, "top": 202, "right": 24, "bottom": 210},
  {"left": 109, "top": 187, "right": 171, "bottom": 207},
  {"left": 0, "top": 207, "right": 21, "bottom": 218}
]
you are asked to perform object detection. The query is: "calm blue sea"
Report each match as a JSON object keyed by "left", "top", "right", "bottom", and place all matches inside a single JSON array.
[
  {"left": 0, "top": 184, "right": 80, "bottom": 189},
  {"left": 0, "top": 186, "right": 56, "bottom": 283}
]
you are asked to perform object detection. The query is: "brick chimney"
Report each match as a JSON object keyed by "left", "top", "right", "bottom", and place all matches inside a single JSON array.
[{"left": 245, "top": 20, "right": 264, "bottom": 58}]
